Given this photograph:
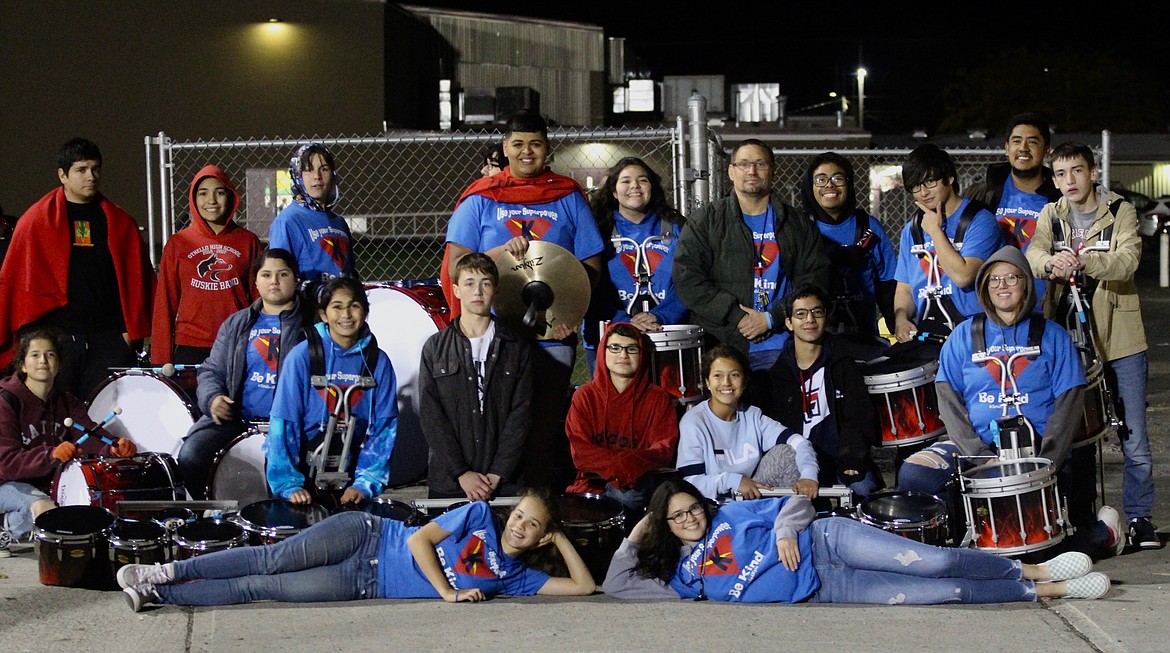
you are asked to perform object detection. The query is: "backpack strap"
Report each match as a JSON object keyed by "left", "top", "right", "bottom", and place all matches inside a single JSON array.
[
  {"left": 1026, "top": 314, "right": 1045, "bottom": 351},
  {"left": 0, "top": 387, "right": 19, "bottom": 416},
  {"left": 971, "top": 314, "right": 987, "bottom": 358},
  {"left": 305, "top": 326, "right": 328, "bottom": 389}
]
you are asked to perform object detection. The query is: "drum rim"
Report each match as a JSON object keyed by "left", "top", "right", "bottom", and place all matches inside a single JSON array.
[
  {"left": 857, "top": 492, "right": 948, "bottom": 528},
  {"left": 558, "top": 492, "right": 626, "bottom": 528},
  {"left": 173, "top": 519, "right": 247, "bottom": 547},
  {"left": 962, "top": 457, "right": 1056, "bottom": 489},
  {"left": 863, "top": 362, "right": 939, "bottom": 389},
  {"left": 236, "top": 499, "right": 329, "bottom": 535}
]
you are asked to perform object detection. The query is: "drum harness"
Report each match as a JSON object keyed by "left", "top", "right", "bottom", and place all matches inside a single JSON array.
[
  {"left": 908, "top": 200, "right": 981, "bottom": 340},
  {"left": 826, "top": 216, "right": 878, "bottom": 336},
  {"left": 969, "top": 314, "right": 1046, "bottom": 460},
  {"left": 609, "top": 219, "right": 674, "bottom": 317},
  {"left": 303, "top": 327, "right": 380, "bottom": 492}
]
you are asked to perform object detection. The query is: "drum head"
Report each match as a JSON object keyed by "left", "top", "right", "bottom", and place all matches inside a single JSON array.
[
  {"left": 53, "top": 459, "right": 95, "bottom": 507},
  {"left": 208, "top": 428, "right": 269, "bottom": 507},
  {"left": 364, "top": 283, "right": 448, "bottom": 487},
  {"left": 35, "top": 505, "right": 116, "bottom": 535},
  {"left": 152, "top": 507, "right": 198, "bottom": 532},
  {"left": 109, "top": 518, "right": 167, "bottom": 544},
  {"left": 859, "top": 491, "right": 947, "bottom": 526},
  {"left": 175, "top": 518, "right": 245, "bottom": 546},
  {"left": 87, "top": 371, "right": 196, "bottom": 457},
  {"left": 349, "top": 498, "right": 430, "bottom": 526},
  {"left": 964, "top": 458, "right": 1049, "bottom": 481},
  {"left": 238, "top": 499, "right": 329, "bottom": 534}
]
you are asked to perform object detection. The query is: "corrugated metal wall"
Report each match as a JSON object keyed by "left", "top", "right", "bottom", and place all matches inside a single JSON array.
[{"left": 404, "top": 7, "right": 606, "bottom": 126}]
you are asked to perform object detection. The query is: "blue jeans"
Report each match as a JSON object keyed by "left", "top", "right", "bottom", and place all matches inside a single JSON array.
[
  {"left": 1105, "top": 352, "right": 1155, "bottom": 521},
  {"left": 809, "top": 517, "right": 1034, "bottom": 604},
  {"left": 158, "top": 512, "right": 382, "bottom": 605},
  {"left": 0, "top": 481, "right": 50, "bottom": 540}
]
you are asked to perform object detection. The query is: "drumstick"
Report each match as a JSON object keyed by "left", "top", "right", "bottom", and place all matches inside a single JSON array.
[{"left": 63, "top": 408, "right": 121, "bottom": 446}]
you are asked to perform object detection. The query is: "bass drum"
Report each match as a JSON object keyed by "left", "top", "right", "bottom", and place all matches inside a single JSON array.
[
  {"left": 86, "top": 368, "right": 199, "bottom": 457},
  {"left": 363, "top": 281, "right": 451, "bottom": 487},
  {"left": 207, "top": 426, "right": 269, "bottom": 509}
]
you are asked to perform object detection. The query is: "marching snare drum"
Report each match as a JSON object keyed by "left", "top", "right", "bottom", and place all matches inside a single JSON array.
[
  {"left": 53, "top": 452, "right": 185, "bottom": 513},
  {"left": 646, "top": 324, "right": 704, "bottom": 404},
  {"left": 86, "top": 368, "right": 199, "bottom": 457},
  {"left": 108, "top": 518, "right": 170, "bottom": 572},
  {"left": 207, "top": 425, "right": 269, "bottom": 507},
  {"left": 351, "top": 497, "right": 431, "bottom": 526},
  {"left": 364, "top": 281, "right": 452, "bottom": 487},
  {"left": 961, "top": 457, "right": 1065, "bottom": 556},
  {"left": 558, "top": 493, "right": 625, "bottom": 582},
  {"left": 34, "top": 505, "right": 117, "bottom": 588},
  {"left": 862, "top": 353, "right": 946, "bottom": 448},
  {"left": 856, "top": 491, "right": 950, "bottom": 546},
  {"left": 235, "top": 499, "right": 330, "bottom": 546},
  {"left": 172, "top": 518, "right": 248, "bottom": 559}
]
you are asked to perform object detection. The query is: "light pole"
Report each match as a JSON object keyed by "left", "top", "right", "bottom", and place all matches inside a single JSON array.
[{"left": 856, "top": 67, "right": 867, "bottom": 130}]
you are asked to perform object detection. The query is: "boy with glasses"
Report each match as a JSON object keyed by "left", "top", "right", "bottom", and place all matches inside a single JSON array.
[
  {"left": 674, "top": 139, "right": 830, "bottom": 375},
  {"left": 564, "top": 322, "right": 680, "bottom": 516},
  {"left": 759, "top": 286, "right": 884, "bottom": 498},
  {"left": 893, "top": 144, "right": 1004, "bottom": 342},
  {"left": 1026, "top": 142, "right": 1160, "bottom": 551}
]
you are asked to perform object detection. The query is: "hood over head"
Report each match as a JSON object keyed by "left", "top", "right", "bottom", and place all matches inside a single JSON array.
[
  {"left": 188, "top": 164, "right": 240, "bottom": 235},
  {"left": 975, "top": 245, "right": 1036, "bottom": 325}
]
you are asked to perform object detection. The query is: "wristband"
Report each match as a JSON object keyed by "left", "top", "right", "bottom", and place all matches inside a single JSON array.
[{"left": 765, "top": 312, "right": 774, "bottom": 330}]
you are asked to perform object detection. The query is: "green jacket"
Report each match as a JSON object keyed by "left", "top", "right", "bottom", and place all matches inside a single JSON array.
[{"left": 673, "top": 192, "right": 831, "bottom": 354}]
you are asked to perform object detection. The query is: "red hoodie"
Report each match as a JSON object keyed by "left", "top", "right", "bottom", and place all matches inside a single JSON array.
[
  {"left": 150, "top": 165, "right": 262, "bottom": 363},
  {"left": 565, "top": 323, "right": 680, "bottom": 491}
]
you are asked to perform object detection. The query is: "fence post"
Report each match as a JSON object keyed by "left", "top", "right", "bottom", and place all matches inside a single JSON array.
[{"left": 143, "top": 134, "right": 158, "bottom": 267}]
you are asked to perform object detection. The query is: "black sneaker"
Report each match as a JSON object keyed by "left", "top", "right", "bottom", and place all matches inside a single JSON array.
[
  {"left": 0, "top": 529, "right": 11, "bottom": 558},
  {"left": 1129, "top": 517, "right": 1162, "bottom": 550}
]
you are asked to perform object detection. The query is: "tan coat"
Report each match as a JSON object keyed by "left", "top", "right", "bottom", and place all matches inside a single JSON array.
[{"left": 1026, "top": 187, "right": 1147, "bottom": 362}]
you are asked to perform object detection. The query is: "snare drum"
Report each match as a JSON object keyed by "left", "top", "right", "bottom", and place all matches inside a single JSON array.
[
  {"left": 86, "top": 368, "right": 199, "bottom": 457},
  {"left": 33, "top": 505, "right": 117, "bottom": 588},
  {"left": 207, "top": 425, "right": 269, "bottom": 507},
  {"left": 352, "top": 497, "right": 431, "bottom": 526},
  {"left": 364, "top": 281, "right": 452, "bottom": 487},
  {"left": 1073, "top": 361, "right": 1112, "bottom": 448},
  {"left": 53, "top": 452, "right": 185, "bottom": 512},
  {"left": 109, "top": 518, "right": 170, "bottom": 571},
  {"left": 646, "top": 325, "right": 704, "bottom": 404},
  {"left": 236, "top": 499, "right": 330, "bottom": 546},
  {"left": 857, "top": 491, "right": 949, "bottom": 546},
  {"left": 961, "top": 458, "right": 1065, "bottom": 556},
  {"left": 172, "top": 518, "right": 248, "bottom": 559},
  {"left": 151, "top": 507, "right": 198, "bottom": 533},
  {"left": 558, "top": 493, "right": 625, "bottom": 582},
  {"left": 862, "top": 355, "right": 946, "bottom": 447}
]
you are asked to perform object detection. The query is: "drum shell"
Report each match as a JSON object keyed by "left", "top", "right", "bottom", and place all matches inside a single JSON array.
[
  {"left": 172, "top": 518, "right": 248, "bottom": 559},
  {"left": 856, "top": 491, "right": 949, "bottom": 546},
  {"left": 1073, "top": 361, "right": 1111, "bottom": 448},
  {"left": 109, "top": 519, "right": 170, "bottom": 570},
  {"left": 33, "top": 505, "right": 117, "bottom": 588},
  {"left": 54, "top": 452, "right": 186, "bottom": 512},
  {"left": 863, "top": 358, "right": 946, "bottom": 447},
  {"left": 961, "top": 458, "right": 1065, "bottom": 555},
  {"left": 645, "top": 324, "right": 704, "bottom": 404},
  {"left": 235, "top": 499, "right": 330, "bottom": 546},
  {"left": 558, "top": 493, "right": 625, "bottom": 582}
]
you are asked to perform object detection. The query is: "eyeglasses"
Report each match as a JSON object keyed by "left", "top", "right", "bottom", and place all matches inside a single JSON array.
[
  {"left": 812, "top": 174, "right": 848, "bottom": 187},
  {"left": 605, "top": 343, "right": 641, "bottom": 355},
  {"left": 791, "top": 307, "right": 827, "bottom": 320},
  {"left": 910, "top": 178, "right": 942, "bottom": 194},
  {"left": 732, "top": 160, "right": 771, "bottom": 171},
  {"left": 667, "top": 503, "right": 705, "bottom": 524},
  {"left": 987, "top": 274, "right": 1024, "bottom": 288}
]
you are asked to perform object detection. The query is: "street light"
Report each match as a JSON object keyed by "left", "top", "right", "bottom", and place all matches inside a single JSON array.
[{"left": 856, "top": 67, "right": 867, "bottom": 130}]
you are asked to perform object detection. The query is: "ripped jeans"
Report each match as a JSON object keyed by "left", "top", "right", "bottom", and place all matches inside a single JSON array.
[{"left": 809, "top": 517, "right": 1035, "bottom": 604}]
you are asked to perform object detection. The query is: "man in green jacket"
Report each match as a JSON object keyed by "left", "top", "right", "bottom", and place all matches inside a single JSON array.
[{"left": 673, "top": 139, "right": 830, "bottom": 375}]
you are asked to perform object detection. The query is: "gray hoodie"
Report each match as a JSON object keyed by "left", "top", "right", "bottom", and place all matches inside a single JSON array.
[{"left": 974, "top": 245, "right": 1036, "bottom": 327}]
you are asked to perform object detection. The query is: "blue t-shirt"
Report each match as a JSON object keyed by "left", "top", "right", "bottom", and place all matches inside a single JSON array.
[
  {"left": 600, "top": 211, "right": 686, "bottom": 328},
  {"left": 268, "top": 201, "right": 356, "bottom": 283},
  {"left": 816, "top": 214, "right": 897, "bottom": 334},
  {"left": 995, "top": 177, "right": 1049, "bottom": 299},
  {"left": 669, "top": 498, "right": 820, "bottom": 603},
  {"left": 938, "top": 316, "right": 1085, "bottom": 448},
  {"left": 241, "top": 312, "right": 282, "bottom": 420},
  {"left": 894, "top": 198, "right": 1004, "bottom": 320},
  {"left": 377, "top": 501, "right": 551, "bottom": 598},
  {"left": 266, "top": 323, "right": 398, "bottom": 499},
  {"left": 744, "top": 207, "right": 785, "bottom": 353}
]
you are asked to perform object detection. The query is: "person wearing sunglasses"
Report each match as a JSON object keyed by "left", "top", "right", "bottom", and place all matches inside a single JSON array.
[
  {"left": 897, "top": 246, "right": 1125, "bottom": 560},
  {"left": 565, "top": 322, "right": 680, "bottom": 516}
]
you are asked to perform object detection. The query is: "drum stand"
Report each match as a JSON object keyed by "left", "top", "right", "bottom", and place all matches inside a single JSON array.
[
  {"left": 754, "top": 485, "right": 855, "bottom": 511},
  {"left": 308, "top": 380, "right": 376, "bottom": 492}
]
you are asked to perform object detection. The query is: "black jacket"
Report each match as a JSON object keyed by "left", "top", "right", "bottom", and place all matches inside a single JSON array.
[
  {"left": 418, "top": 316, "right": 533, "bottom": 498},
  {"left": 965, "top": 161, "right": 1062, "bottom": 211}
]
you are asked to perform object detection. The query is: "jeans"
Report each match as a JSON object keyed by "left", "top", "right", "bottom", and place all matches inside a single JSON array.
[
  {"left": 1105, "top": 352, "right": 1155, "bottom": 521},
  {"left": 0, "top": 481, "right": 50, "bottom": 540},
  {"left": 809, "top": 516, "right": 1034, "bottom": 604},
  {"left": 158, "top": 512, "right": 382, "bottom": 605},
  {"left": 177, "top": 418, "right": 249, "bottom": 500}
]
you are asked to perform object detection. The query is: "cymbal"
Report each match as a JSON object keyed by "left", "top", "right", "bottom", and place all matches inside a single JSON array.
[{"left": 494, "top": 241, "right": 591, "bottom": 340}]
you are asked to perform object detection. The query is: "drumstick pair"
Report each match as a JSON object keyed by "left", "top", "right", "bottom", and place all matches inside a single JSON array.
[{"left": 62, "top": 407, "right": 121, "bottom": 447}]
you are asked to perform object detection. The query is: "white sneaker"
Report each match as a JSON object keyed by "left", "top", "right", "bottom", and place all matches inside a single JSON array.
[
  {"left": 1097, "top": 505, "right": 1126, "bottom": 556},
  {"left": 1065, "top": 572, "right": 1111, "bottom": 599},
  {"left": 116, "top": 563, "right": 174, "bottom": 590},
  {"left": 122, "top": 585, "right": 159, "bottom": 613}
]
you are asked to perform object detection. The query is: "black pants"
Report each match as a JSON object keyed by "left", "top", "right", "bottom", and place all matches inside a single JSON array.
[{"left": 55, "top": 330, "right": 135, "bottom": 401}]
